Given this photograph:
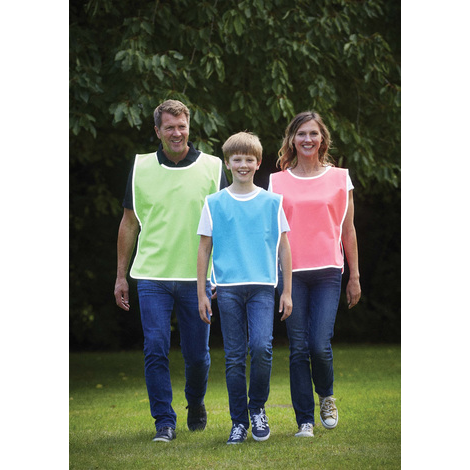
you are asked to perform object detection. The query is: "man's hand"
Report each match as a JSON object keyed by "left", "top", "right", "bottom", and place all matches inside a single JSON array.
[{"left": 114, "top": 277, "right": 130, "bottom": 311}]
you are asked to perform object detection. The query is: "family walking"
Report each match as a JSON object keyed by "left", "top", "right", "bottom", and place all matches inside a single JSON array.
[{"left": 114, "top": 100, "right": 361, "bottom": 444}]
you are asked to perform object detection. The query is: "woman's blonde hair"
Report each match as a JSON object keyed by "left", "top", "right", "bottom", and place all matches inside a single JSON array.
[{"left": 276, "top": 111, "right": 333, "bottom": 171}]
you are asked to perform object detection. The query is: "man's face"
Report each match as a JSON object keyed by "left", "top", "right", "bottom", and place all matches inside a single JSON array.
[{"left": 155, "top": 112, "right": 190, "bottom": 161}]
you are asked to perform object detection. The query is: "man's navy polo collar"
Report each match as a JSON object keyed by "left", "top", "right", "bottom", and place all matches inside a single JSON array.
[{"left": 157, "top": 142, "right": 200, "bottom": 167}]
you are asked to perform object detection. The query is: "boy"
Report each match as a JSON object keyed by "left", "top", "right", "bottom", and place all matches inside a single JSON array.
[{"left": 197, "top": 132, "right": 292, "bottom": 444}]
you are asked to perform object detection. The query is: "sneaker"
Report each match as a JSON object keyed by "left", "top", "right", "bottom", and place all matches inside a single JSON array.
[
  {"left": 227, "top": 423, "right": 248, "bottom": 444},
  {"left": 187, "top": 403, "right": 207, "bottom": 431},
  {"left": 250, "top": 408, "right": 270, "bottom": 442},
  {"left": 319, "top": 396, "right": 338, "bottom": 429},
  {"left": 152, "top": 427, "right": 176, "bottom": 442},
  {"left": 295, "top": 423, "right": 314, "bottom": 437}
]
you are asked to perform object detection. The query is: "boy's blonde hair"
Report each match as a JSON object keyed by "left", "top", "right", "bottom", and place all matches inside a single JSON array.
[{"left": 222, "top": 132, "right": 263, "bottom": 162}]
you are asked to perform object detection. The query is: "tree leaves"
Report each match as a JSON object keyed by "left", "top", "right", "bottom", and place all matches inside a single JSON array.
[
  {"left": 70, "top": 0, "right": 401, "bottom": 207},
  {"left": 69, "top": 0, "right": 401, "bottom": 348}
]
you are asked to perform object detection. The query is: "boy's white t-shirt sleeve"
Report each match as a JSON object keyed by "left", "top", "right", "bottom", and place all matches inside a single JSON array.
[
  {"left": 280, "top": 207, "right": 290, "bottom": 233},
  {"left": 197, "top": 200, "right": 213, "bottom": 236},
  {"left": 268, "top": 183, "right": 289, "bottom": 232}
]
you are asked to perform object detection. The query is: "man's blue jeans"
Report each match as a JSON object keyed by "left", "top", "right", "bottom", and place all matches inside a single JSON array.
[
  {"left": 137, "top": 280, "right": 211, "bottom": 430},
  {"left": 216, "top": 285, "right": 275, "bottom": 429},
  {"left": 279, "top": 268, "right": 342, "bottom": 426}
]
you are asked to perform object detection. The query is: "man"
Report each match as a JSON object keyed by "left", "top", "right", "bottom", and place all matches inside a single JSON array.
[{"left": 114, "top": 100, "right": 227, "bottom": 442}]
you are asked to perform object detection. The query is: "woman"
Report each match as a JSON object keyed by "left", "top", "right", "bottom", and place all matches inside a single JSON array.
[{"left": 269, "top": 111, "right": 361, "bottom": 437}]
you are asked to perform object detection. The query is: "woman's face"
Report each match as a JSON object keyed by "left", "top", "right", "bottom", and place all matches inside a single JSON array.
[{"left": 293, "top": 120, "right": 323, "bottom": 161}]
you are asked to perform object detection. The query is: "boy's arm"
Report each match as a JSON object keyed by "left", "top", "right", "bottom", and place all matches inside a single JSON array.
[
  {"left": 197, "top": 235, "right": 213, "bottom": 324},
  {"left": 278, "top": 232, "right": 293, "bottom": 321}
]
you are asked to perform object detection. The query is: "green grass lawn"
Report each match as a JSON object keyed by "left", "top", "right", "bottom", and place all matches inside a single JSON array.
[{"left": 70, "top": 344, "right": 400, "bottom": 469}]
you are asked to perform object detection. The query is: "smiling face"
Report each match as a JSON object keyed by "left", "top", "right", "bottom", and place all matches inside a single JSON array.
[
  {"left": 154, "top": 111, "right": 190, "bottom": 162},
  {"left": 226, "top": 154, "right": 260, "bottom": 186},
  {"left": 293, "top": 119, "right": 323, "bottom": 162}
]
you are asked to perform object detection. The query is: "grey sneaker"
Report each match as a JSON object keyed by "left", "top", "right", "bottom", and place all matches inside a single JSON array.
[
  {"left": 295, "top": 423, "right": 314, "bottom": 437},
  {"left": 152, "top": 427, "right": 176, "bottom": 442},
  {"left": 227, "top": 423, "right": 248, "bottom": 444},
  {"left": 319, "top": 396, "right": 338, "bottom": 429}
]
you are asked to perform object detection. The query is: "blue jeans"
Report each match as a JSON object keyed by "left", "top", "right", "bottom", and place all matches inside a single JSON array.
[
  {"left": 137, "top": 280, "right": 211, "bottom": 430},
  {"left": 279, "top": 268, "right": 342, "bottom": 426},
  {"left": 216, "top": 285, "right": 275, "bottom": 428}
]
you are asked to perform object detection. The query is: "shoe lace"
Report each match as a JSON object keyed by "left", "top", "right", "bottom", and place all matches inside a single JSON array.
[
  {"left": 252, "top": 411, "right": 268, "bottom": 430},
  {"left": 320, "top": 397, "right": 337, "bottom": 418},
  {"left": 231, "top": 425, "right": 245, "bottom": 439},
  {"left": 299, "top": 423, "right": 312, "bottom": 432}
]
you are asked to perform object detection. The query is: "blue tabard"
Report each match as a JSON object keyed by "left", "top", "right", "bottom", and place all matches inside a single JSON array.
[{"left": 206, "top": 188, "right": 283, "bottom": 286}]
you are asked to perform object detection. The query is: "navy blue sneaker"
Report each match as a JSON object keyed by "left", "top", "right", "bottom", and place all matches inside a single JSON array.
[
  {"left": 226, "top": 423, "right": 247, "bottom": 444},
  {"left": 152, "top": 427, "right": 176, "bottom": 442},
  {"left": 250, "top": 408, "right": 270, "bottom": 441}
]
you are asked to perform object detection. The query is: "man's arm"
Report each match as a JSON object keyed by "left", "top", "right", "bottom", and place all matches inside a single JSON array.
[{"left": 114, "top": 208, "right": 140, "bottom": 311}]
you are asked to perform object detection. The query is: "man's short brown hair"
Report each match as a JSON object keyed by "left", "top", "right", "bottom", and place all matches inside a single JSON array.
[{"left": 154, "top": 100, "right": 190, "bottom": 128}]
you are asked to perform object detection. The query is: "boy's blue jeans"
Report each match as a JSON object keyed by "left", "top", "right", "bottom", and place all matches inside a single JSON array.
[
  {"left": 137, "top": 280, "right": 211, "bottom": 430},
  {"left": 216, "top": 285, "right": 275, "bottom": 429},
  {"left": 279, "top": 268, "right": 342, "bottom": 427}
]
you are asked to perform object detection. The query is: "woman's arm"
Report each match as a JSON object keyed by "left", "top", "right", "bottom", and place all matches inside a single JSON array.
[{"left": 342, "top": 190, "right": 362, "bottom": 309}]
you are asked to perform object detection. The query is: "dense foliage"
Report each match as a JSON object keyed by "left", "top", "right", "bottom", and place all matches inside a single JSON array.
[{"left": 70, "top": 0, "right": 400, "bottom": 349}]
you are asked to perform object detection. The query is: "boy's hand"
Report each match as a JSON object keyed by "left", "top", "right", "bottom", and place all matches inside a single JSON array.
[{"left": 279, "top": 293, "right": 293, "bottom": 321}]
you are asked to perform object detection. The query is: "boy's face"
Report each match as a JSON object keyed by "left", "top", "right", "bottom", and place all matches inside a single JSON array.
[{"left": 225, "top": 154, "right": 260, "bottom": 184}]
